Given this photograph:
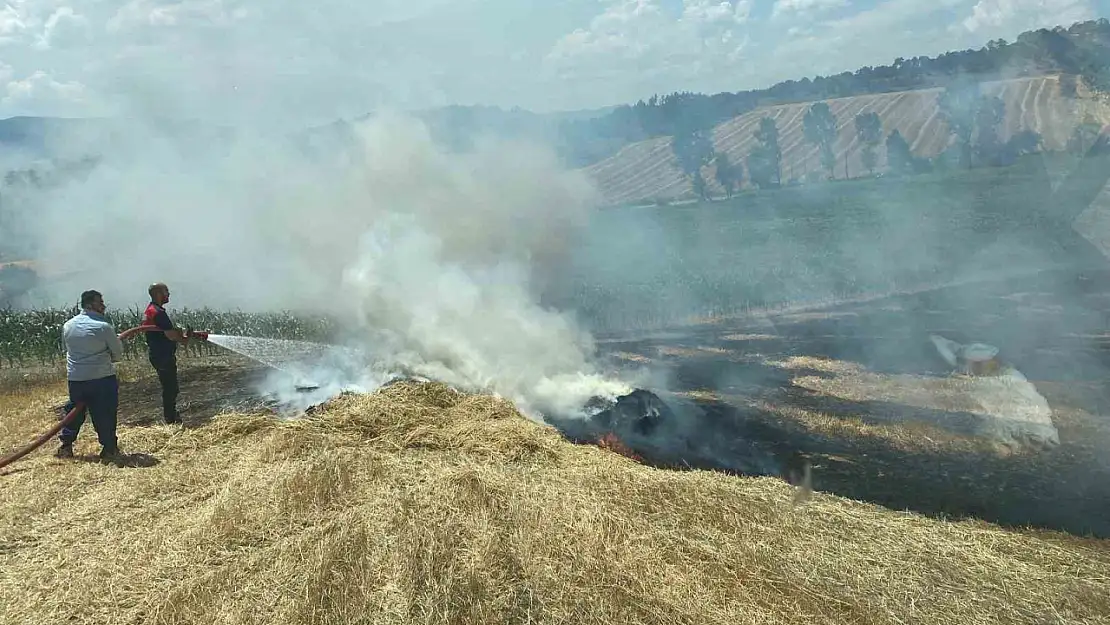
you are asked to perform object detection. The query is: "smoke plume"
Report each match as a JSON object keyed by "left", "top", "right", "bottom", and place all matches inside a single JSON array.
[{"left": 14, "top": 111, "right": 634, "bottom": 420}]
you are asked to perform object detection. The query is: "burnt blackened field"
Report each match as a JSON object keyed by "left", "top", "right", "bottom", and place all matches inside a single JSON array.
[
  {"left": 542, "top": 155, "right": 1110, "bottom": 538},
  {"left": 568, "top": 267, "right": 1110, "bottom": 539}
]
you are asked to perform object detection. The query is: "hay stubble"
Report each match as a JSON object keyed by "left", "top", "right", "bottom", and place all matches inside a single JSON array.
[{"left": 1, "top": 381, "right": 1108, "bottom": 624}]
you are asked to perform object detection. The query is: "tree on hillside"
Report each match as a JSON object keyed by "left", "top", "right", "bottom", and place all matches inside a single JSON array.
[
  {"left": 803, "top": 102, "right": 838, "bottom": 179},
  {"left": 747, "top": 117, "right": 782, "bottom": 189},
  {"left": 1060, "top": 74, "right": 1079, "bottom": 97},
  {"left": 999, "top": 130, "right": 1043, "bottom": 164},
  {"left": 854, "top": 112, "right": 883, "bottom": 176},
  {"left": 974, "top": 95, "right": 1006, "bottom": 165},
  {"left": 938, "top": 78, "right": 981, "bottom": 169},
  {"left": 713, "top": 152, "right": 742, "bottom": 199},
  {"left": 747, "top": 151, "right": 774, "bottom": 189},
  {"left": 692, "top": 170, "right": 709, "bottom": 201},
  {"left": 885, "top": 130, "right": 914, "bottom": 175},
  {"left": 671, "top": 128, "right": 715, "bottom": 199},
  {"left": 752, "top": 116, "right": 782, "bottom": 187},
  {"left": 1068, "top": 114, "right": 1104, "bottom": 154}
]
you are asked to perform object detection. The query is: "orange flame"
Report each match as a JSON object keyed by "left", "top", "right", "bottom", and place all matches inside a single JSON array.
[{"left": 597, "top": 432, "right": 642, "bottom": 462}]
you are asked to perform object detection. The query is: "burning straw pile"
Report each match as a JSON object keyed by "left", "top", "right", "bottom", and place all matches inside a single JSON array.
[{"left": 1, "top": 378, "right": 1108, "bottom": 625}]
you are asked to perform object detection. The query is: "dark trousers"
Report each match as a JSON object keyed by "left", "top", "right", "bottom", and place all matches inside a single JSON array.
[
  {"left": 59, "top": 375, "right": 119, "bottom": 452},
  {"left": 150, "top": 353, "right": 179, "bottom": 421}
]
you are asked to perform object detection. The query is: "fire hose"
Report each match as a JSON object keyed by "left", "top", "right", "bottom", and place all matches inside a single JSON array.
[{"left": 0, "top": 324, "right": 209, "bottom": 471}]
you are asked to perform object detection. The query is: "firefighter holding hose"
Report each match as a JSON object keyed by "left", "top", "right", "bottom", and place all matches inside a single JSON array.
[
  {"left": 55, "top": 290, "right": 126, "bottom": 462},
  {"left": 143, "top": 282, "right": 207, "bottom": 424}
]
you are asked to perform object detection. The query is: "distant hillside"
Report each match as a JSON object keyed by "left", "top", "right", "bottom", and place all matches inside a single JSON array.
[
  {"left": 0, "top": 115, "right": 240, "bottom": 169},
  {"left": 292, "top": 105, "right": 617, "bottom": 167},
  {"left": 0, "top": 117, "right": 104, "bottom": 155},
  {"left": 563, "top": 19, "right": 1110, "bottom": 166},
  {"left": 2, "top": 19, "right": 1110, "bottom": 200},
  {"left": 584, "top": 75, "right": 1110, "bottom": 206},
  {"left": 375, "top": 18, "right": 1110, "bottom": 169}
]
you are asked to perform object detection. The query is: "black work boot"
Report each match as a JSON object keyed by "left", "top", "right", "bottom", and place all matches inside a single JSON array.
[
  {"left": 55, "top": 443, "right": 74, "bottom": 459},
  {"left": 99, "top": 447, "right": 127, "bottom": 466}
]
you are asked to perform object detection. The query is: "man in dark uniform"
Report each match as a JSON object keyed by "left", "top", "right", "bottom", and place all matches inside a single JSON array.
[{"left": 143, "top": 282, "right": 191, "bottom": 424}]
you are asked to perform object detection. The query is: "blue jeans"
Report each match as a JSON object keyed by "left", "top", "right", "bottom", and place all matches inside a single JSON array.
[{"left": 59, "top": 375, "right": 119, "bottom": 453}]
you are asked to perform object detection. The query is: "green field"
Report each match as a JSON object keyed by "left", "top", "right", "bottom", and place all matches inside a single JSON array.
[{"left": 555, "top": 154, "right": 1105, "bottom": 331}]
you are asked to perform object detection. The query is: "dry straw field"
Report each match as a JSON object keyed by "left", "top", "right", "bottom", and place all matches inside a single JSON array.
[{"left": 2, "top": 357, "right": 1109, "bottom": 625}]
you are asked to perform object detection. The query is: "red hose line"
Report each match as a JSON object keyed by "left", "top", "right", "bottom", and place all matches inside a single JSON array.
[
  {"left": 0, "top": 401, "right": 86, "bottom": 470},
  {"left": 0, "top": 324, "right": 161, "bottom": 471},
  {"left": 118, "top": 324, "right": 160, "bottom": 341}
]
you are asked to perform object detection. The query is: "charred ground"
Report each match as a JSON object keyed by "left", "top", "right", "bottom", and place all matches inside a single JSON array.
[{"left": 577, "top": 266, "right": 1110, "bottom": 538}]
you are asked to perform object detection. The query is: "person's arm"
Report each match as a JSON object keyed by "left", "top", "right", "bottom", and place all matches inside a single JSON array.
[
  {"left": 103, "top": 322, "right": 124, "bottom": 363},
  {"left": 148, "top": 307, "right": 188, "bottom": 343}
]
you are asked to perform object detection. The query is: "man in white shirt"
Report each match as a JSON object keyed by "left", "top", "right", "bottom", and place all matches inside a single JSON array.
[{"left": 56, "top": 289, "right": 125, "bottom": 462}]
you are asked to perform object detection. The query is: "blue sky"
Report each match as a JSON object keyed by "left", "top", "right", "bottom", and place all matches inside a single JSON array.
[{"left": 0, "top": 0, "right": 1105, "bottom": 129}]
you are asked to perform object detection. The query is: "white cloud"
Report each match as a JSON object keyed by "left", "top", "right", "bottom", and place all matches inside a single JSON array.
[
  {"left": 544, "top": 0, "right": 752, "bottom": 100},
  {"left": 0, "top": 3, "right": 30, "bottom": 44},
  {"left": 0, "top": 0, "right": 1100, "bottom": 124},
  {"left": 766, "top": 0, "right": 972, "bottom": 82},
  {"left": 35, "top": 7, "right": 88, "bottom": 49},
  {"left": 106, "top": 0, "right": 248, "bottom": 32},
  {"left": 962, "top": 0, "right": 1095, "bottom": 35},
  {"left": 685, "top": 0, "right": 752, "bottom": 27},
  {"left": 546, "top": 0, "right": 754, "bottom": 68},
  {"left": 772, "top": 0, "right": 851, "bottom": 19},
  {"left": 0, "top": 0, "right": 595, "bottom": 124},
  {"left": 2, "top": 71, "right": 90, "bottom": 117},
  {"left": 547, "top": 1, "right": 669, "bottom": 65},
  {"left": 542, "top": 0, "right": 1003, "bottom": 107},
  {"left": 684, "top": 0, "right": 752, "bottom": 46}
]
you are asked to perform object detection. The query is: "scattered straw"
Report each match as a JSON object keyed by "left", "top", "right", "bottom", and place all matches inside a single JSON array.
[{"left": 1, "top": 377, "right": 1108, "bottom": 624}]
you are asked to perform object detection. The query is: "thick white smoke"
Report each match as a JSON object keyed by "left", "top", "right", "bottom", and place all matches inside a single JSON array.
[
  {"left": 329, "top": 114, "right": 634, "bottom": 418},
  {"left": 341, "top": 210, "right": 631, "bottom": 418},
  {"left": 18, "top": 111, "right": 633, "bottom": 419}
]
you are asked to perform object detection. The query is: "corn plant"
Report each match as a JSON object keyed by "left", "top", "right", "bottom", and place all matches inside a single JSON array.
[{"left": 0, "top": 305, "right": 338, "bottom": 369}]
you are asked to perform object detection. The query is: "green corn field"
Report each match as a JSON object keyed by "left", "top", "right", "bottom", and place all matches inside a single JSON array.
[{"left": 0, "top": 306, "right": 338, "bottom": 368}]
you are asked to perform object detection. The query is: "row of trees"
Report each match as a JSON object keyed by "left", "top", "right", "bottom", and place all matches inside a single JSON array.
[
  {"left": 561, "top": 18, "right": 1110, "bottom": 166},
  {"left": 670, "top": 74, "right": 1104, "bottom": 199}
]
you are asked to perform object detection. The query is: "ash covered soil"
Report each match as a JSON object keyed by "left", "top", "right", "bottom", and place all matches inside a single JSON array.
[
  {"left": 110, "top": 356, "right": 279, "bottom": 428},
  {"left": 587, "top": 267, "right": 1110, "bottom": 538},
  {"left": 101, "top": 267, "right": 1110, "bottom": 539}
]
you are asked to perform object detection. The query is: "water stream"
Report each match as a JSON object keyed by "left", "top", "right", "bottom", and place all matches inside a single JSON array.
[{"left": 204, "top": 334, "right": 397, "bottom": 414}]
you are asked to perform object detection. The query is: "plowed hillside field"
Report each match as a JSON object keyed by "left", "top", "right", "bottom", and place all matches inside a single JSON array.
[{"left": 585, "top": 75, "right": 1110, "bottom": 206}]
